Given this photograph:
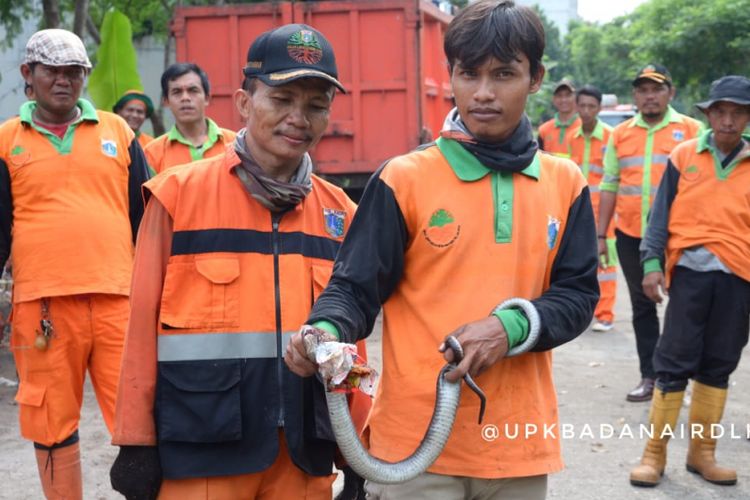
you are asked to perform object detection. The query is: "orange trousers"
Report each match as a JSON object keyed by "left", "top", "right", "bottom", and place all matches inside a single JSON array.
[
  {"left": 159, "top": 432, "right": 336, "bottom": 500},
  {"left": 594, "top": 265, "right": 617, "bottom": 323},
  {"left": 11, "top": 294, "right": 128, "bottom": 446}
]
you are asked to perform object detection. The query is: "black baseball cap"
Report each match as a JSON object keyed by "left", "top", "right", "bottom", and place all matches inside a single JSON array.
[
  {"left": 633, "top": 63, "right": 672, "bottom": 87},
  {"left": 695, "top": 75, "right": 750, "bottom": 112},
  {"left": 243, "top": 23, "right": 346, "bottom": 93}
]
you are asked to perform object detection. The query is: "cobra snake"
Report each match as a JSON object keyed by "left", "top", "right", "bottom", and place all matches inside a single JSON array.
[{"left": 322, "top": 298, "right": 541, "bottom": 484}]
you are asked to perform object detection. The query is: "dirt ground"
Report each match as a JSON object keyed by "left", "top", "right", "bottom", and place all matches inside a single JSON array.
[{"left": 0, "top": 272, "right": 748, "bottom": 499}]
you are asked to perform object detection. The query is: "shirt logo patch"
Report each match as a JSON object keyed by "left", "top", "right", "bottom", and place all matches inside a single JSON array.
[
  {"left": 672, "top": 129, "right": 685, "bottom": 142},
  {"left": 547, "top": 215, "right": 561, "bottom": 250},
  {"left": 9, "top": 145, "right": 30, "bottom": 167},
  {"left": 424, "top": 208, "right": 460, "bottom": 248},
  {"left": 683, "top": 164, "right": 701, "bottom": 182},
  {"left": 101, "top": 139, "right": 117, "bottom": 157},
  {"left": 323, "top": 208, "right": 346, "bottom": 238}
]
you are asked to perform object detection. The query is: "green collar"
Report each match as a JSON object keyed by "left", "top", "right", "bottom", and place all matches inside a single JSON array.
[
  {"left": 436, "top": 136, "right": 540, "bottom": 181},
  {"left": 574, "top": 119, "right": 607, "bottom": 141},
  {"left": 167, "top": 118, "right": 222, "bottom": 146},
  {"left": 629, "top": 105, "right": 681, "bottom": 130},
  {"left": 696, "top": 128, "right": 750, "bottom": 155},
  {"left": 19, "top": 98, "right": 99, "bottom": 125},
  {"left": 554, "top": 112, "right": 578, "bottom": 128}
]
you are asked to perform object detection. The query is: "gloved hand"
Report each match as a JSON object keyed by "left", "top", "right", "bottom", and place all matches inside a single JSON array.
[
  {"left": 334, "top": 466, "right": 366, "bottom": 500},
  {"left": 110, "top": 445, "right": 162, "bottom": 500}
]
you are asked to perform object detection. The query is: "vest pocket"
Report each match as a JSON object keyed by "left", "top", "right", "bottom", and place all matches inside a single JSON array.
[
  {"left": 311, "top": 262, "right": 334, "bottom": 302},
  {"left": 157, "top": 360, "right": 242, "bottom": 443},
  {"left": 160, "top": 257, "right": 241, "bottom": 329}
]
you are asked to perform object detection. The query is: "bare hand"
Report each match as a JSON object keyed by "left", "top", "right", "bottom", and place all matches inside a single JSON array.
[
  {"left": 284, "top": 329, "right": 318, "bottom": 377},
  {"left": 438, "top": 316, "right": 508, "bottom": 383},
  {"left": 597, "top": 238, "right": 609, "bottom": 269},
  {"left": 642, "top": 271, "right": 667, "bottom": 304}
]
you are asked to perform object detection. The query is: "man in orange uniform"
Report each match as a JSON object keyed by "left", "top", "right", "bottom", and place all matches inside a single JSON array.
[
  {"left": 598, "top": 64, "right": 702, "bottom": 402},
  {"left": 287, "top": 2, "right": 599, "bottom": 499},
  {"left": 144, "top": 63, "right": 235, "bottom": 174},
  {"left": 110, "top": 24, "right": 369, "bottom": 500},
  {"left": 114, "top": 89, "right": 156, "bottom": 149},
  {"left": 630, "top": 75, "right": 750, "bottom": 488},
  {"left": 569, "top": 85, "right": 616, "bottom": 332},
  {"left": 0, "top": 29, "right": 149, "bottom": 499},
  {"left": 537, "top": 78, "right": 581, "bottom": 158}
]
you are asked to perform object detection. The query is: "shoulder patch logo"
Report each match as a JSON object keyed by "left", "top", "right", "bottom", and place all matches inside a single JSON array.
[
  {"left": 547, "top": 215, "right": 561, "bottom": 250},
  {"left": 323, "top": 207, "right": 346, "bottom": 238},
  {"left": 101, "top": 139, "right": 117, "bottom": 157},
  {"left": 672, "top": 129, "right": 685, "bottom": 142},
  {"left": 424, "top": 208, "right": 460, "bottom": 248},
  {"left": 288, "top": 30, "right": 323, "bottom": 65}
]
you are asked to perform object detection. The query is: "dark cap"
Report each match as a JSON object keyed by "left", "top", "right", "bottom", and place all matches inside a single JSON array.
[
  {"left": 695, "top": 75, "right": 750, "bottom": 112},
  {"left": 113, "top": 90, "right": 154, "bottom": 118},
  {"left": 553, "top": 78, "right": 575, "bottom": 94},
  {"left": 243, "top": 24, "right": 345, "bottom": 93},
  {"left": 633, "top": 63, "right": 672, "bottom": 86}
]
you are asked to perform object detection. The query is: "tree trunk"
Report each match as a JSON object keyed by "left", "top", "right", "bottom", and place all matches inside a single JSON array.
[
  {"left": 86, "top": 14, "right": 101, "bottom": 45},
  {"left": 73, "top": 0, "right": 90, "bottom": 38},
  {"left": 42, "top": 0, "right": 61, "bottom": 29}
]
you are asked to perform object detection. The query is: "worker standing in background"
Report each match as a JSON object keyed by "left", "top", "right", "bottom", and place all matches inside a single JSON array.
[
  {"left": 0, "top": 29, "right": 149, "bottom": 499},
  {"left": 145, "top": 63, "right": 236, "bottom": 174},
  {"left": 597, "top": 64, "right": 702, "bottom": 403},
  {"left": 569, "top": 84, "right": 616, "bottom": 332},
  {"left": 113, "top": 89, "right": 156, "bottom": 149},
  {"left": 538, "top": 78, "right": 581, "bottom": 158},
  {"left": 630, "top": 75, "right": 750, "bottom": 488}
]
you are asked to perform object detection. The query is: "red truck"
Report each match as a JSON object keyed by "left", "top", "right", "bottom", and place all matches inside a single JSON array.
[{"left": 172, "top": 0, "right": 453, "bottom": 198}]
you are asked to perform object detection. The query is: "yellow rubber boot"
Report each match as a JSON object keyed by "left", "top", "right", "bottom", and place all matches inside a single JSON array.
[
  {"left": 685, "top": 382, "right": 737, "bottom": 485},
  {"left": 629, "top": 389, "right": 684, "bottom": 487},
  {"left": 35, "top": 441, "right": 83, "bottom": 500}
]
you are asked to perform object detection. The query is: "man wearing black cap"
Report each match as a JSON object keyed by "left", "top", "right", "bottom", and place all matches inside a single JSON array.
[
  {"left": 597, "top": 64, "right": 702, "bottom": 403},
  {"left": 109, "top": 24, "right": 369, "bottom": 500},
  {"left": 629, "top": 75, "right": 750, "bottom": 488},
  {"left": 538, "top": 78, "right": 581, "bottom": 158}
]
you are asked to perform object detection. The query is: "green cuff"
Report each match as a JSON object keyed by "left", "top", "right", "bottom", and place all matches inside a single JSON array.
[
  {"left": 599, "top": 183, "right": 619, "bottom": 193},
  {"left": 643, "top": 258, "right": 663, "bottom": 275},
  {"left": 493, "top": 308, "right": 529, "bottom": 349},
  {"left": 312, "top": 320, "right": 340, "bottom": 340}
]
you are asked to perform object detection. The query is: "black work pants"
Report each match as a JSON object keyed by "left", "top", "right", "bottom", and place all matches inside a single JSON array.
[
  {"left": 616, "top": 229, "right": 659, "bottom": 379},
  {"left": 655, "top": 266, "right": 750, "bottom": 392}
]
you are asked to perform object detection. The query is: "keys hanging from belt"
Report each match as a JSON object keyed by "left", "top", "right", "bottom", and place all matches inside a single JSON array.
[{"left": 34, "top": 298, "right": 54, "bottom": 351}]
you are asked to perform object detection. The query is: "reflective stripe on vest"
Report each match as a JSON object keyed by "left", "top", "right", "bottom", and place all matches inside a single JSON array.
[
  {"left": 618, "top": 185, "right": 658, "bottom": 196},
  {"left": 158, "top": 331, "right": 297, "bottom": 362},
  {"left": 597, "top": 271, "right": 617, "bottom": 282}
]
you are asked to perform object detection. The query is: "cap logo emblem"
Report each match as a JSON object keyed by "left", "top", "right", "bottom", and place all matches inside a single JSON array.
[{"left": 287, "top": 30, "right": 323, "bottom": 65}]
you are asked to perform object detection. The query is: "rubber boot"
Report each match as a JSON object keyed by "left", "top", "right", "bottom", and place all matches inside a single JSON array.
[
  {"left": 685, "top": 381, "right": 737, "bottom": 485},
  {"left": 35, "top": 441, "right": 83, "bottom": 500},
  {"left": 629, "top": 389, "right": 684, "bottom": 487}
]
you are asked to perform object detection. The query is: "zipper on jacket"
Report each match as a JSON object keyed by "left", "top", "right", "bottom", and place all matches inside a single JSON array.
[{"left": 272, "top": 213, "right": 285, "bottom": 426}]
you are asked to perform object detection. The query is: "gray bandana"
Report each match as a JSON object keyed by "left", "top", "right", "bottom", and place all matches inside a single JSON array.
[{"left": 233, "top": 128, "right": 313, "bottom": 212}]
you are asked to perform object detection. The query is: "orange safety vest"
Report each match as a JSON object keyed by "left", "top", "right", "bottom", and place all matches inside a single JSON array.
[
  {"left": 538, "top": 114, "right": 581, "bottom": 158},
  {"left": 0, "top": 110, "right": 136, "bottom": 302},
  {"left": 569, "top": 120, "right": 612, "bottom": 227},
  {"left": 145, "top": 125, "right": 236, "bottom": 174},
  {"left": 368, "top": 145, "right": 586, "bottom": 479},
  {"left": 665, "top": 135, "right": 750, "bottom": 282},
  {"left": 606, "top": 112, "right": 701, "bottom": 237},
  {"left": 137, "top": 131, "right": 154, "bottom": 149},
  {"left": 145, "top": 148, "right": 361, "bottom": 479}
]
